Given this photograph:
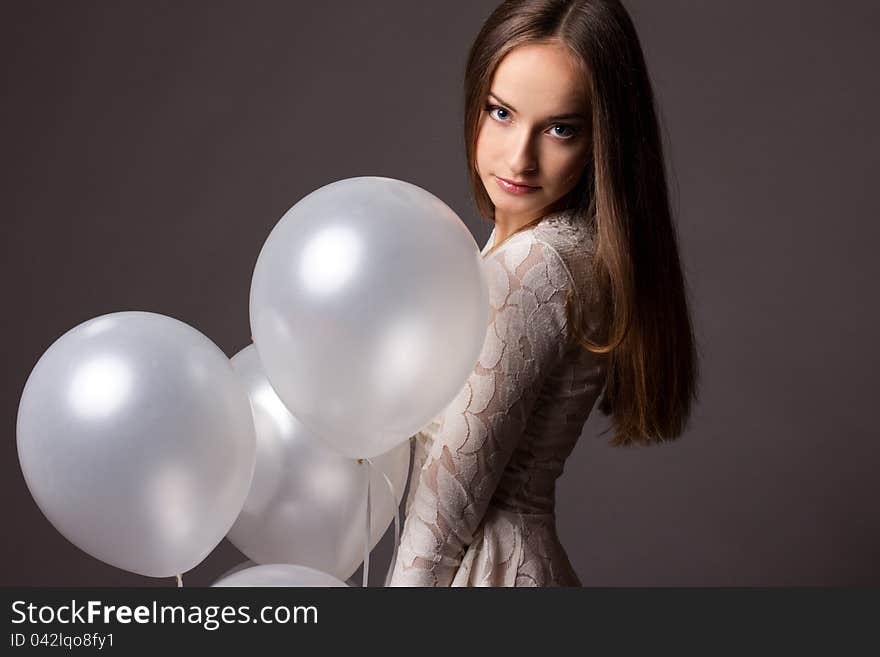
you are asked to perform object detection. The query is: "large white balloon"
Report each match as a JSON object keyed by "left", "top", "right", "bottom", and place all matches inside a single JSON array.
[
  {"left": 212, "top": 564, "right": 349, "bottom": 587},
  {"left": 217, "top": 560, "right": 360, "bottom": 587},
  {"left": 249, "top": 176, "right": 488, "bottom": 459},
  {"left": 227, "top": 344, "right": 409, "bottom": 580},
  {"left": 215, "top": 559, "right": 256, "bottom": 582},
  {"left": 16, "top": 312, "right": 256, "bottom": 578}
]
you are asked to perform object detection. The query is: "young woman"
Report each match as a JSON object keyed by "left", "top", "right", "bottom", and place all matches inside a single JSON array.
[{"left": 388, "top": 0, "right": 698, "bottom": 587}]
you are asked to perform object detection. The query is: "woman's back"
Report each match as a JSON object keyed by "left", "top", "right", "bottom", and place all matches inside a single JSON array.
[{"left": 389, "top": 208, "right": 607, "bottom": 586}]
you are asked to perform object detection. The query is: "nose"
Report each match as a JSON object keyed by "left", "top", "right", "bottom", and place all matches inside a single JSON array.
[{"left": 507, "top": 127, "right": 538, "bottom": 176}]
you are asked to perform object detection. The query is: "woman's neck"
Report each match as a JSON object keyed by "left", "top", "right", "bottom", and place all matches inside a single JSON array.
[
  {"left": 485, "top": 213, "right": 545, "bottom": 259},
  {"left": 492, "top": 210, "right": 542, "bottom": 246},
  {"left": 493, "top": 197, "right": 570, "bottom": 245}
]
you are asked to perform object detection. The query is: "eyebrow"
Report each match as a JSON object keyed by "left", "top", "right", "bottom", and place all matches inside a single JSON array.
[{"left": 488, "top": 91, "right": 586, "bottom": 121}]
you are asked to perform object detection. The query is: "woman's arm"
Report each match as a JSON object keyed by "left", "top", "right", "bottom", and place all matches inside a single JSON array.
[
  {"left": 401, "top": 416, "right": 442, "bottom": 518},
  {"left": 387, "top": 237, "right": 574, "bottom": 586}
]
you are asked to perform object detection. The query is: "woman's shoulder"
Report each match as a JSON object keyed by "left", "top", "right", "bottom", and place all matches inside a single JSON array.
[
  {"left": 532, "top": 210, "right": 606, "bottom": 333},
  {"left": 481, "top": 214, "right": 588, "bottom": 308},
  {"left": 483, "top": 210, "right": 607, "bottom": 345},
  {"left": 484, "top": 210, "right": 596, "bottom": 286},
  {"left": 518, "top": 209, "right": 597, "bottom": 296},
  {"left": 532, "top": 208, "right": 597, "bottom": 261},
  {"left": 484, "top": 208, "right": 595, "bottom": 260}
]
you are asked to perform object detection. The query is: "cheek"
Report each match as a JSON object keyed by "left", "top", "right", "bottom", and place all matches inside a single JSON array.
[
  {"left": 474, "top": 128, "right": 490, "bottom": 167},
  {"left": 475, "top": 121, "right": 504, "bottom": 165},
  {"left": 553, "top": 150, "right": 591, "bottom": 188}
]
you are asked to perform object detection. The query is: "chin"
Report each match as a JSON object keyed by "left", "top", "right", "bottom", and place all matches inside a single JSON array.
[{"left": 492, "top": 195, "right": 541, "bottom": 211}]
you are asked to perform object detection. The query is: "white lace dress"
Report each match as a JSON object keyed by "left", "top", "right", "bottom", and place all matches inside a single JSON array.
[{"left": 387, "top": 209, "right": 608, "bottom": 587}]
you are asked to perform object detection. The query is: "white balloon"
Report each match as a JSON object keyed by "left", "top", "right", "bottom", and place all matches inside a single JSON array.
[
  {"left": 215, "top": 559, "right": 256, "bottom": 582},
  {"left": 212, "top": 564, "right": 348, "bottom": 587},
  {"left": 249, "top": 176, "right": 488, "bottom": 459},
  {"left": 16, "top": 312, "right": 256, "bottom": 578},
  {"left": 227, "top": 344, "right": 409, "bottom": 580}
]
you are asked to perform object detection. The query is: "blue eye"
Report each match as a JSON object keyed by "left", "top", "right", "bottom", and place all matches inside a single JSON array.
[
  {"left": 483, "top": 103, "right": 510, "bottom": 121},
  {"left": 551, "top": 125, "right": 577, "bottom": 139},
  {"left": 483, "top": 103, "right": 579, "bottom": 141}
]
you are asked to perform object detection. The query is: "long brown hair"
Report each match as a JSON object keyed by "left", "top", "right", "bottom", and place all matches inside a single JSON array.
[{"left": 464, "top": 0, "right": 699, "bottom": 447}]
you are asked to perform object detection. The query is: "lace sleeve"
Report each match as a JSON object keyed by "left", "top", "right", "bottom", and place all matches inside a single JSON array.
[
  {"left": 402, "top": 416, "right": 441, "bottom": 518},
  {"left": 387, "top": 237, "right": 574, "bottom": 586}
]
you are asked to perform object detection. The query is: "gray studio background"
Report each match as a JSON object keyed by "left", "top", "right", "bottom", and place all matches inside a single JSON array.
[{"left": 2, "top": 0, "right": 877, "bottom": 586}]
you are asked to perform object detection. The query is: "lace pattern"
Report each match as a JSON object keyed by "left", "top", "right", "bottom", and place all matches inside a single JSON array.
[{"left": 388, "top": 210, "right": 604, "bottom": 587}]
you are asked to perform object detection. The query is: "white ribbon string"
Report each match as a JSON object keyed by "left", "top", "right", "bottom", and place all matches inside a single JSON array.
[
  {"left": 360, "top": 456, "right": 402, "bottom": 588},
  {"left": 368, "top": 458, "right": 402, "bottom": 587},
  {"left": 383, "top": 472, "right": 402, "bottom": 587},
  {"left": 362, "top": 458, "right": 371, "bottom": 587},
  {"left": 176, "top": 574, "right": 182, "bottom": 587}
]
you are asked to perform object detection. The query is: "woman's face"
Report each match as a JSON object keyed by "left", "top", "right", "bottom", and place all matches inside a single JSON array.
[{"left": 475, "top": 41, "right": 592, "bottom": 225}]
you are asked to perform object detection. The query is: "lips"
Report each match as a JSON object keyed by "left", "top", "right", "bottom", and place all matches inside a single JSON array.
[
  {"left": 494, "top": 175, "right": 540, "bottom": 194},
  {"left": 497, "top": 175, "right": 538, "bottom": 188}
]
